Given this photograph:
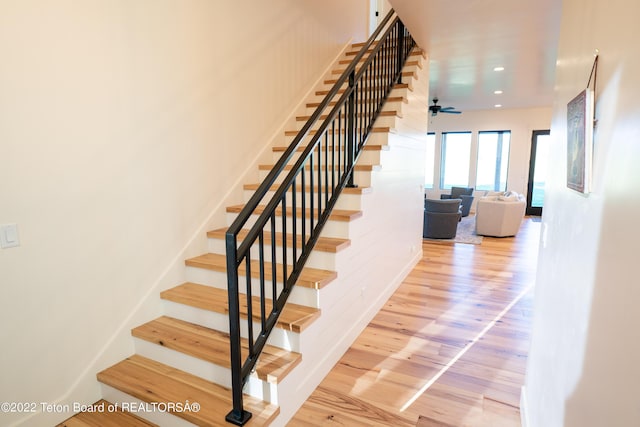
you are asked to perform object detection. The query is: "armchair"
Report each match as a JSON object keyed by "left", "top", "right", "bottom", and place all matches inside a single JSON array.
[
  {"left": 475, "top": 192, "right": 526, "bottom": 237},
  {"left": 441, "top": 186, "right": 474, "bottom": 217},
  {"left": 423, "top": 198, "right": 462, "bottom": 239}
]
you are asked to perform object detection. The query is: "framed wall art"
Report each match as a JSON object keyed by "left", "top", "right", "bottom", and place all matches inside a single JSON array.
[{"left": 566, "top": 88, "right": 594, "bottom": 194}]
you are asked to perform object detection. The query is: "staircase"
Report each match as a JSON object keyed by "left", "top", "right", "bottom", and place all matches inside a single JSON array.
[{"left": 58, "top": 13, "right": 428, "bottom": 427}]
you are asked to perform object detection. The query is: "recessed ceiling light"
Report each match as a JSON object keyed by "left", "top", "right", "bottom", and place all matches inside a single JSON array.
[
  {"left": 493, "top": 66, "right": 505, "bottom": 72},
  {"left": 495, "top": 104, "right": 503, "bottom": 108},
  {"left": 494, "top": 90, "right": 503, "bottom": 95}
]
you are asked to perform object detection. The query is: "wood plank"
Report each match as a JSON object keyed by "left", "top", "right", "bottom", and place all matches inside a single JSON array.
[
  {"left": 271, "top": 143, "right": 387, "bottom": 153},
  {"left": 287, "top": 386, "right": 415, "bottom": 427},
  {"left": 307, "top": 96, "right": 406, "bottom": 108},
  {"left": 284, "top": 126, "right": 392, "bottom": 136},
  {"left": 97, "top": 355, "right": 279, "bottom": 426},
  {"left": 207, "top": 227, "right": 351, "bottom": 253},
  {"left": 185, "top": 253, "right": 337, "bottom": 289},
  {"left": 291, "top": 218, "right": 541, "bottom": 426},
  {"left": 56, "top": 400, "right": 157, "bottom": 427},
  {"left": 160, "top": 282, "right": 320, "bottom": 333},
  {"left": 416, "top": 414, "right": 457, "bottom": 427},
  {"left": 225, "top": 203, "right": 363, "bottom": 222},
  {"left": 351, "top": 40, "right": 379, "bottom": 48},
  {"left": 132, "top": 316, "right": 301, "bottom": 384},
  {"left": 324, "top": 71, "right": 416, "bottom": 85},
  {"left": 346, "top": 47, "right": 426, "bottom": 58},
  {"left": 295, "top": 110, "right": 401, "bottom": 122},
  {"left": 258, "top": 163, "right": 379, "bottom": 172},
  {"left": 316, "top": 82, "right": 411, "bottom": 95},
  {"left": 332, "top": 60, "right": 422, "bottom": 74},
  {"left": 243, "top": 182, "right": 372, "bottom": 196}
]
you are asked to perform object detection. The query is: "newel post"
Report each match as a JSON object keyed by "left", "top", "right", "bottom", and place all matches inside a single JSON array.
[{"left": 225, "top": 233, "right": 252, "bottom": 426}]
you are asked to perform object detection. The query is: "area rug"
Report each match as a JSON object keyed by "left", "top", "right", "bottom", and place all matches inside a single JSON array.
[{"left": 424, "top": 214, "right": 483, "bottom": 245}]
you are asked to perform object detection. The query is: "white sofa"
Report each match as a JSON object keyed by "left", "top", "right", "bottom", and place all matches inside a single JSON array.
[{"left": 475, "top": 192, "right": 526, "bottom": 237}]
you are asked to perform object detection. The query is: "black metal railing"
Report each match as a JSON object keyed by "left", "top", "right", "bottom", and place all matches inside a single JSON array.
[{"left": 224, "top": 10, "right": 416, "bottom": 425}]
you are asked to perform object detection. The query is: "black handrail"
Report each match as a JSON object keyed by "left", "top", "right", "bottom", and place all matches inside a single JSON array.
[{"left": 224, "top": 10, "right": 416, "bottom": 425}]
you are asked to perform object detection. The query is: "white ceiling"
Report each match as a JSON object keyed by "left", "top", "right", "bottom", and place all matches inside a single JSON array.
[{"left": 389, "top": 0, "right": 563, "bottom": 113}]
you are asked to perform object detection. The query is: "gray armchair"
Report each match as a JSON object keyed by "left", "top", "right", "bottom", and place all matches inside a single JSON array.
[
  {"left": 441, "top": 186, "right": 474, "bottom": 217},
  {"left": 423, "top": 198, "right": 462, "bottom": 239}
]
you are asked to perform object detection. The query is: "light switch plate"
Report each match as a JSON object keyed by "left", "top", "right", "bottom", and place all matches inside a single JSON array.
[{"left": 0, "top": 223, "right": 20, "bottom": 248}]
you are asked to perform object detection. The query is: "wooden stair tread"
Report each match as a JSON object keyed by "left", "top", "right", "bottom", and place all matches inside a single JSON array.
[
  {"left": 351, "top": 40, "right": 379, "bottom": 48},
  {"left": 307, "top": 96, "right": 406, "bottom": 108},
  {"left": 185, "top": 253, "right": 336, "bottom": 289},
  {"left": 346, "top": 46, "right": 425, "bottom": 58},
  {"left": 271, "top": 143, "right": 387, "bottom": 153},
  {"left": 324, "top": 71, "right": 416, "bottom": 85},
  {"left": 97, "top": 355, "right": 279, "bottom": 426},
  {"left": 132, "top": 316, "right": 301, "bottom": 384},
  {"left": 56, "top": 400, "right": 157, "bottom": 427},
  {"left": 226, "top": 203, "right": 363, "bottom": 222},
  {"left": 332, "top": 59, "right": 422, "bottom": 73},
  {"left": 207, "top": 227, "right": 351, "bottom": 253},
  {"left": 243, "top": 182, "right": 372, "bottom": 195},
  {"left": 339, "top": 54, "right": 421, "bottom": 65},
  {"left": 258, "top": 163, "right": 379, "bottom": 172},
  {"left": 284, "top": 126, "right": 392, "bottom": 136},
  {"left": 315, "top": 82, "right": 411, "bottom": 96},
  {"left": 295, "top": 110, "right": 401, "bottom": 121},
  {"left": 161, "top": 282, "right": 320, "bottom": 333}
]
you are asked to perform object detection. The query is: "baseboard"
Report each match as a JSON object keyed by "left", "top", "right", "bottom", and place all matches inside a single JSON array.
[{"left": 520, "top": 385, "right": 530, "bottom": 427}]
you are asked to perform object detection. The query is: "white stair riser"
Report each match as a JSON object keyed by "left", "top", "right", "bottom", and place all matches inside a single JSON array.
[
  {"left": 331, "top": 62, "right": 421, "bottom": 77},
  {"left": 133, "top": 338, "right": 231, "bottom": 388},
  {"left": 257, "top": 168, "right": 374, "bottom": 187},
  {"left": 274, "top": 132, "right": 390, "bottom": 158},
  {"left": 310, "top": 86, "right": 411, "bottom": 104},
  {"left": 271, "top": 144, "right": 383, "bottom": 166},
  {"left": 293, "top": 114, "right": 398, "bottom": 131},
  {"left": 323, "top": 70, "right": 420, "bottom": 87},
  {"left": 184, "top": 266, "right": 320, "bottom": 308},
  {"left": 305, "top": 100, "right": 405, "bottom": 116},
  {"left": 100, "top": 384, "right": 197, "bottom": 427},
  {"left": 225, "top": 212, "right": 354, "bottom": 239},
  {"left": 161, "top": 299, "right": 301, "bottom": 352},
  {"left": 342, "top": 57, "right": 425, "bottom": 73},
  {"left": 242, "top": 188, "right": 365, "bottom": 211},
  {"left": 339, "top": 52, "right": 423, "bottom": 64},
  {"left": 207, "top": 238, "right": 339, "bottom": 271},
  {"left": 132, "top": 338, "right": 278, "bottom": 404}
]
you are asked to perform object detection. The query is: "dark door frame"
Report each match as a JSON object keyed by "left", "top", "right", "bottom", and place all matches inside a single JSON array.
[{"left": 526, "top": 130, "right": 550, "bottom": 216}]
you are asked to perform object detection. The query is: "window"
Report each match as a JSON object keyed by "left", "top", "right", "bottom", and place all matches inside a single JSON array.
[
  {"left": 424, "top": 133, "right": 436, "bottom": 188},
  {"left": 476, "top": 131, "right": 511, "bottom": 192},
  {"left": 440, "top": 132, "right": 472, "bottom": 189}
]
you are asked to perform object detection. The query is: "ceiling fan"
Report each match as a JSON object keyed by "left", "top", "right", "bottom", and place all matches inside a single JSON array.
[{"left": 429, "top": 97, "right": 461, "bottom": 116}]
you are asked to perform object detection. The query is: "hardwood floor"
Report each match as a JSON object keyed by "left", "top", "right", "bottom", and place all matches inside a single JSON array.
[{"left": 289, "top": 217, "right": 540, "bottom": 426}]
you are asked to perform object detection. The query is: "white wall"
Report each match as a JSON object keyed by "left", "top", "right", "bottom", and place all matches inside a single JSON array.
[
  {"left": 0, "top": 1, "right": 367, "bottom": 425},
  {"left": 425, "top": 107, "right": 551, "bottom": 200},
  {"left": 523, "top": 0, "right": 640, "bottom": 426}
]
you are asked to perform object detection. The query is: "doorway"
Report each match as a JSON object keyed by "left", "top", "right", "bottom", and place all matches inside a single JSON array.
[
  {"left": 526, "top": 130, "right": 550, "bottom": 216},
  {"left": 369, "top": 0, "right": 391, "bottom": 35}
]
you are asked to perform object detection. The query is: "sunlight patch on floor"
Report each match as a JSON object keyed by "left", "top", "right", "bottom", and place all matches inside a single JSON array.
[{"left": 399, "top": 282, "right": 534, "bottom": 412}]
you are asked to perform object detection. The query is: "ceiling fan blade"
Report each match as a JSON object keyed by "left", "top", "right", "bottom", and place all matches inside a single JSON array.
[
  {"left": 440, "top": 107, "right": 456, "bottom": 111},
  {"left": 440, "top": 110, "right": 462, "bottom": 114}
]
